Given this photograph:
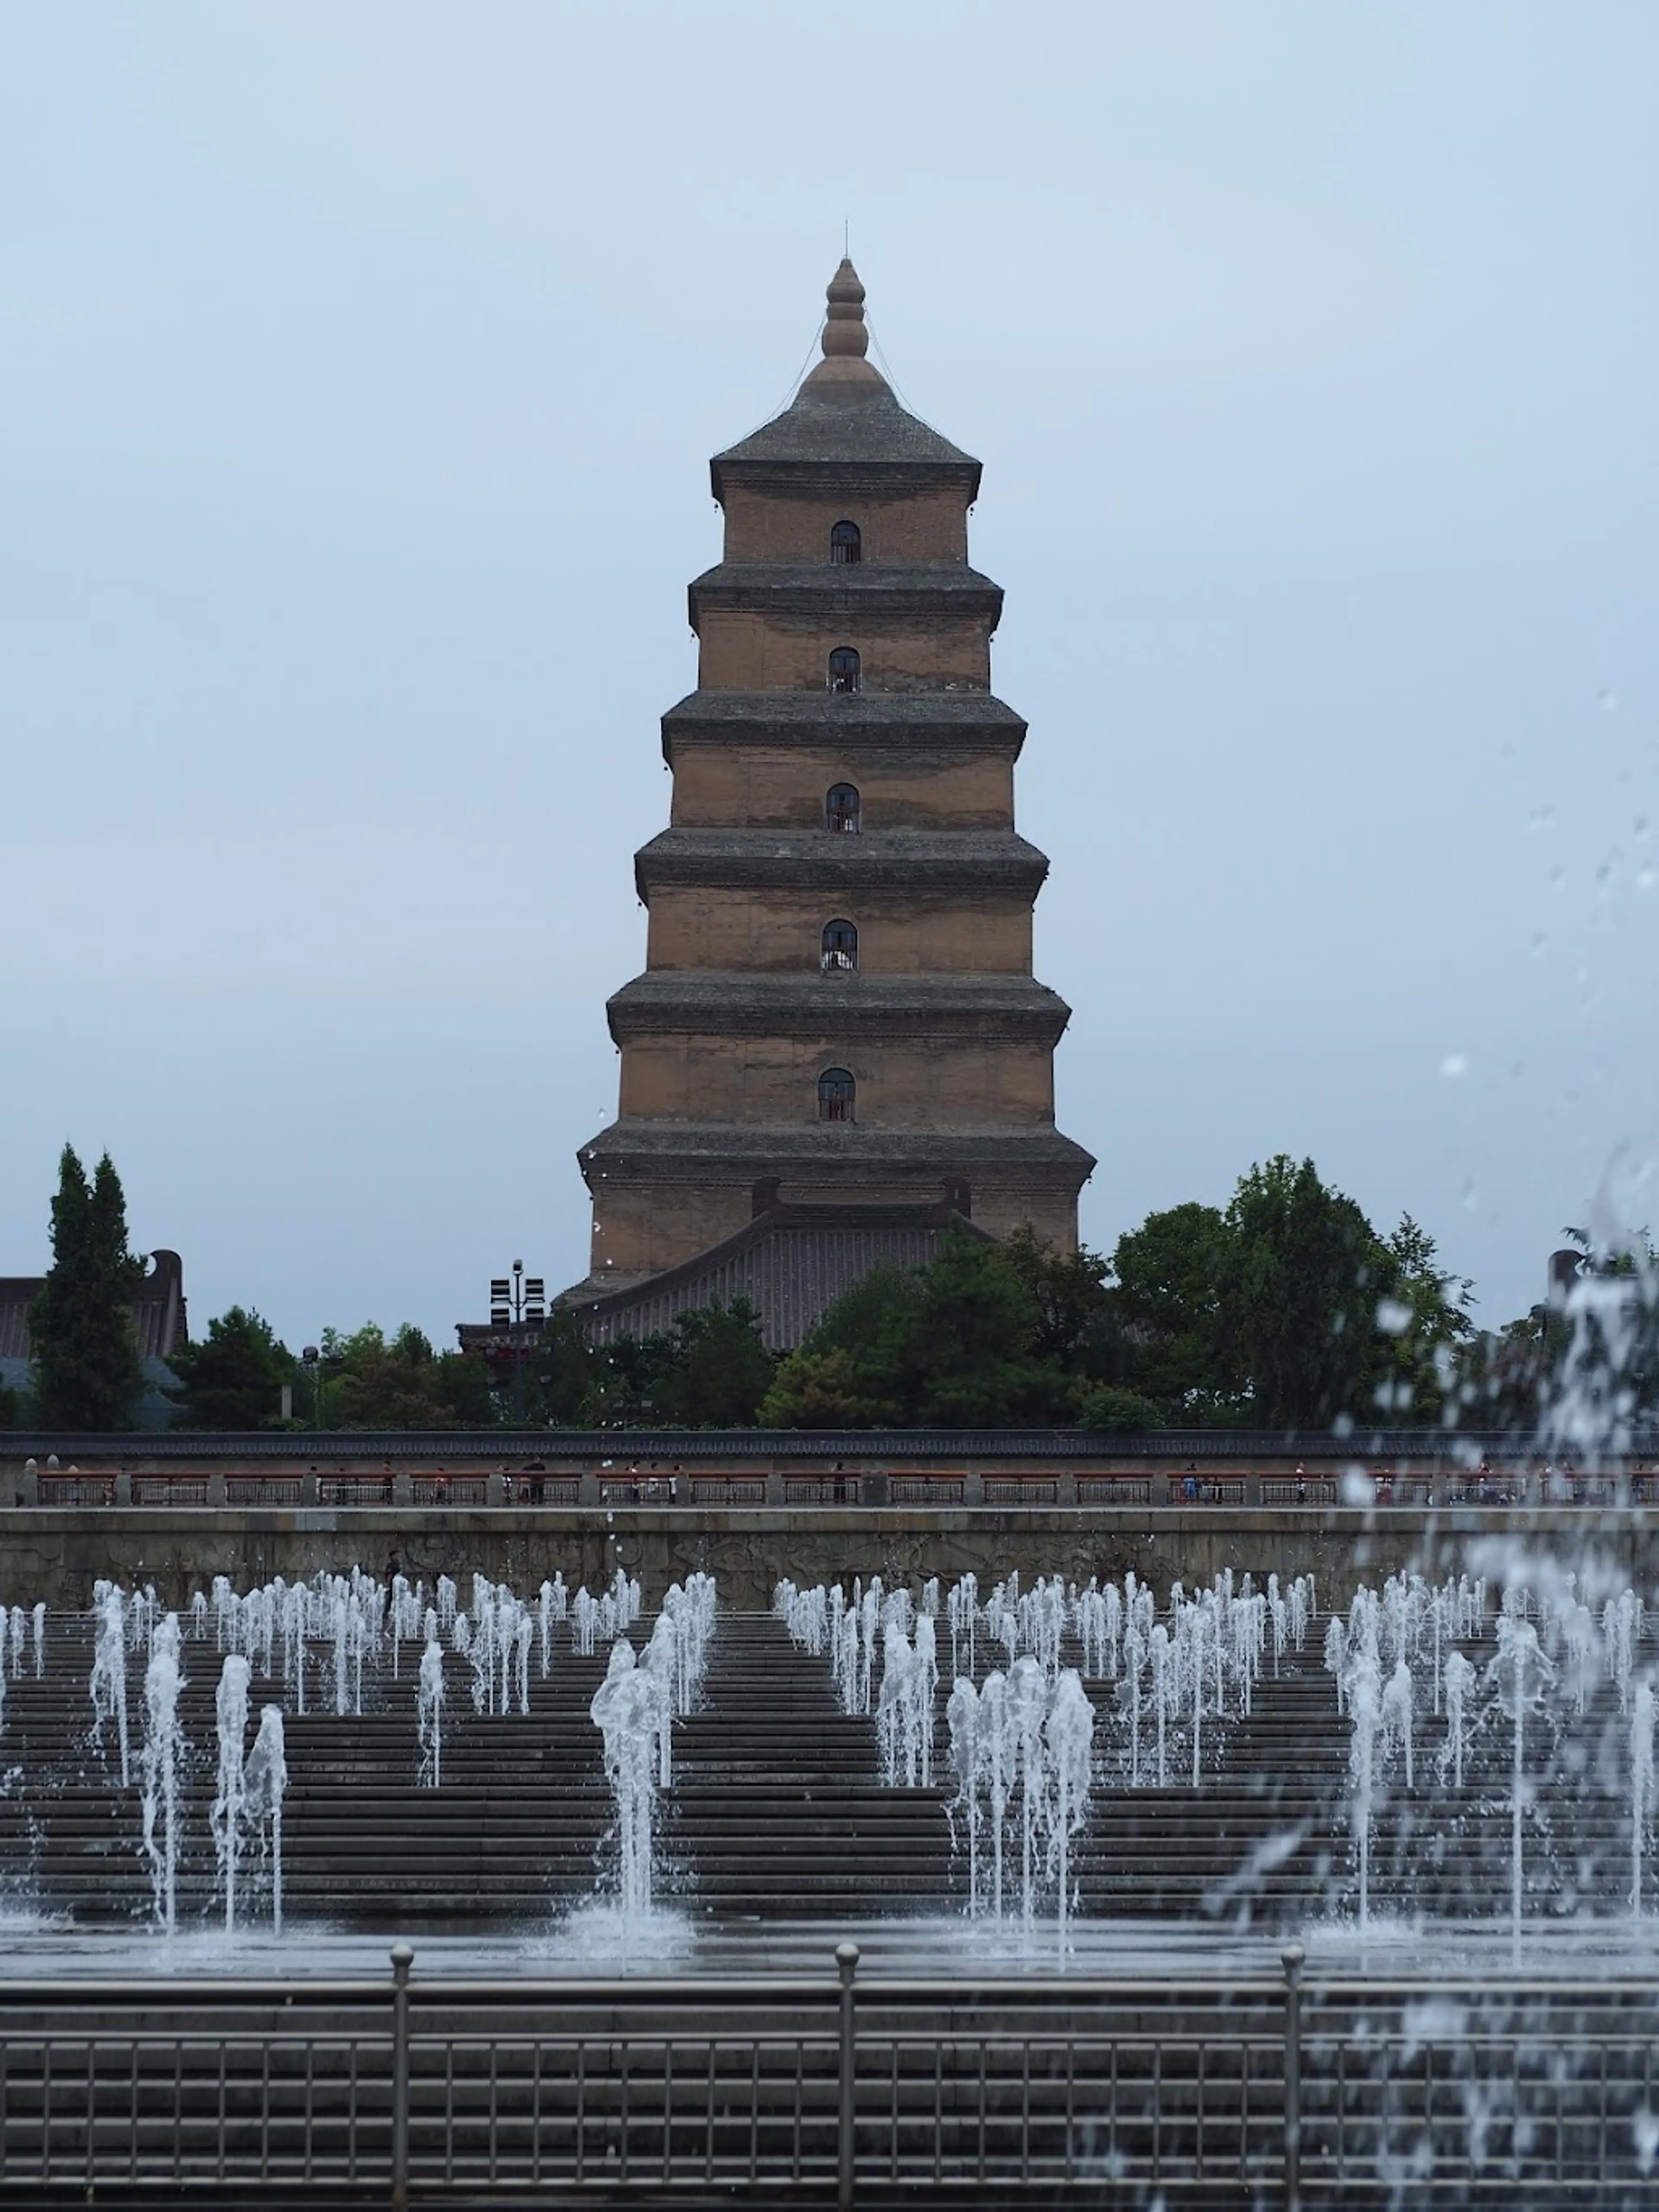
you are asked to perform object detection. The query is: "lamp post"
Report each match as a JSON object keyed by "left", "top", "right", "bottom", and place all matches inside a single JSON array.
[
  {"left": 488, "top": 1263, "right": 545, "bottom": 1425},
  {"left": 300, "top": 1344, "right": 345, "bottom": 1431}
]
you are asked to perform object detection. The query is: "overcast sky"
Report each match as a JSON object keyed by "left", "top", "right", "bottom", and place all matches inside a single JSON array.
[{"left": 3, "top": 3, "right": 1655, "bottom": 1352}]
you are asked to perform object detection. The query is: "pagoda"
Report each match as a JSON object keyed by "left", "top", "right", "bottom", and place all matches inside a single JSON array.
[{"left": 564, "top": 261, "right": 1094, "bottom": 1346}]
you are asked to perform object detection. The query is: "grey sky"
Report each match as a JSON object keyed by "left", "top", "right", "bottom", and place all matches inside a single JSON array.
[{"left": 4, "top": 2, "right": 1655, "bottom": 1354}]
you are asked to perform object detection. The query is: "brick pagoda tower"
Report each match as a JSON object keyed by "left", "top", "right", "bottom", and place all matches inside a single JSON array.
[{"left": 564, "top": 261, "right": 1093, "bottom": 1346}]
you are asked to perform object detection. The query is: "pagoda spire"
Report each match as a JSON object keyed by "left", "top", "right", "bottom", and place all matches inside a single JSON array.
[{"left": 804, "top": 258, "right": 884, "bottom": 390}]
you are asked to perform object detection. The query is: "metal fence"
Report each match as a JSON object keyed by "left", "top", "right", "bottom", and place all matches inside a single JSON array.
[
  {"left": 3, "top": 1946, "right": 1657, "bottom": 2204},
  {"left": 16, "top": 1423, "right": 1657, "bottom": 1463}
]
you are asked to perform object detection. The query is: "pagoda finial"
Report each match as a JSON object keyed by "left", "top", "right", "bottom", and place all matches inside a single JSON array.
[
  {"left": 803, "top": 257, "right": 884, "bottom": 392},
  {"left": 822, "top": 258, "right": 868, "bottom": 360}
]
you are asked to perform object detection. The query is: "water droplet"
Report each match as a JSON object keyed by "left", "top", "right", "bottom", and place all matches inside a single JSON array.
[
  {"left": 1440, "top": 1053, "right": 1469, "bottom": 1078},
  {"left": 1527, "top": 806, "right": 1555, "bottom": 834},
  {"left": 1599, "top": 689, "right": 1621, "bottom": 713},
  {"left": 1639, "top": 867, "right": 1657, "bottom": 891}
]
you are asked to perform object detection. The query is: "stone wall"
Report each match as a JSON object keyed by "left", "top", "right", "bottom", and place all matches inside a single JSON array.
[
  {"left": 668, "top": 744, "right": 1015, "bottom": 831},
  {"left": 698, "top": 612, "right": 992, "bottom": 693},
  {"left": 719, "top": 485, "right": 968, "bottom": 564},
  {"left": 2, "top": 1507, "right": 1649, "bottom": 1616},
  {"left": 645, "top": 887, "right": 1033, "bottom": 975}
]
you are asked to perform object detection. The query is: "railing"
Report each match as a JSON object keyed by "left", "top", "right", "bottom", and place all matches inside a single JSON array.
[
  {"left": 503, "top": 1473, "right": 580, "bottom": 1505},
  {"left": 3, "top": 1948, "right": 1657, "bottom": 2203},
  {"left": 409, "top": 1475, "right": 487, "bottom": 1508},
  {"left": 1262, "top": 1478, "right": 1337, "bottom": 1506},
  {"left": 131, "top": 1474, "right": 209, "bottom": 1505},
  {"left": 34, "top": 1473, "right": 115, "bottom": 1506},
  {"left": 598, "top": 1476, "right": 675, "bottom": 1505},
  {"left": 1166, "top": 1477, "right": 1248, "bottom": 1505},
  {"left": 888, "top": 1477, "right": 966, "bottom": 1507},
  {"left": 320, "top": 1475, "right": 397, "bottom": 1506},
  {"left": 690, "top": 1475, "right": 767, "bottom": 1506},
  {"left": 1075, "top": 1475, "right": 1154, "bottom": 1507},
  {"left": 982, "top": 1476, "right": 1059, "bottom": 1506},
  {"left": 225, "top": 1475, "right": 304, "bottom": 1508},
  {"left": 784, "top": 1475, "right": 864, "bottom": 1505}
]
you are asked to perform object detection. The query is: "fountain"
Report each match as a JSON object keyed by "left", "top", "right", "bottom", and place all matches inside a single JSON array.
[
  {"left": 417, "top": 1636, "right": 445, "bottom": 1787},
  {"left": 139, "top": 1615, "right": 184, "bottom": 1933},
  {"left": 243, "top": 1706, "right": 287, "bottom": 1935},
  {"left": 89, "top": 1583, "right": 129, "bottom": 1788},
  {"left": 1631, "top": 1681, "right": 1655, "bottom": 1920},
  {"left": 212, "top": 1653, "right": 252, "bottom": 1933},
  {"left": 588, "top": 1642, "right": 659, "bottom": 1920}
]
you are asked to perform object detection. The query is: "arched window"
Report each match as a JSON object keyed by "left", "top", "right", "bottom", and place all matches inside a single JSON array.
[
  {"left": 818, "top": 1067, "right": 856, "bottom": 1122},
  {"left": 825, "top": 783, "right": 861, "bottom": 834},
  {"left": 820, "top": 920, "right": 858, "bottom": 973},
  {"left": 830, "top": 519, "right": 861, "bottom": 565},
  {"left": 827, "top": 646, "right": 861, "bottom": 695}
]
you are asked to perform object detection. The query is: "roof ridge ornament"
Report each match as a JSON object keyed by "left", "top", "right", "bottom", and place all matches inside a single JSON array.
[
  {"left": 822, "top": 258, "right": 869, "bottom": 361},
  {"left": 803, "top": 258, "right": 885, "bottom": 392}
]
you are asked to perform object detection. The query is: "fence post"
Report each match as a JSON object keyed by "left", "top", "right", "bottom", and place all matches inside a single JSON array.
[
  {"left": 390, "top": 1942, "right": 413, "bottom": 2212},
  {"left": 1281, "top": 1941, "right": 1304, "bottom": 2212},
  {"left": 836, "top": 1941, "right": 859, "bottom": 2212}
]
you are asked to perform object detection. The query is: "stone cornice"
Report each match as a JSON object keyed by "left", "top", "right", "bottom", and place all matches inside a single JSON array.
[
  {"left": 687, "top": 563, "right": 1002, "bottom": 633},
  {"left": 579, "top": 1116, "right": 1096, "bottom": 1179},
  {"left": 606, "top": 970, "right": 1072, "bottom": 1047},
  {"left": 634, "top": 828, "right": 1048, "bottom": 901},
  {"left": 660, "top": 689, "right": 1027, "bottom": 761}
]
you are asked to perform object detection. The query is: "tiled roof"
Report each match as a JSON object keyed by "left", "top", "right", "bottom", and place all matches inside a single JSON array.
[
  {"left": 713, "top": 385, "right": 978, "bottom": 475},
  {"left": 0, "top": 1249, "right": 188, "bottom": 1362},
  {"left": 563, "top": 1200, "right": 992, "bottom": 1351}
]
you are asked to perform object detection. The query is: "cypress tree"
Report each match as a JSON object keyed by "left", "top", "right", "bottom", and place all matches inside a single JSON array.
[{"left": 29, "top": 1145, "right": 147, "bottom": 1430}]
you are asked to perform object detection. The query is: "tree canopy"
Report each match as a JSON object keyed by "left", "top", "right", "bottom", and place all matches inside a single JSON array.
[
  {"left": 28, "top": 1146, "right": 147, "bottom": 1430},
  {"left": 167, "top": 1307, "right": 296, "bottom": 1429},
  {"left": 318, "top": 1323, "right": 495, "bottom": 1429},
  {"left": 761, "top": 1162, "right": 1481, "bottom": 1434}
]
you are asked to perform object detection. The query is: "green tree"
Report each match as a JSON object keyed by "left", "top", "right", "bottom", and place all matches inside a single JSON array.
[
  {"left": 758, "top": 1346, "right": 874, "bottom": 1428},
  {"left": 520, "top": 1308, "right": 603, "bottom": 1424},
  {"left": 1212, "top": 1155, "right": 1389, "bottom": 1431},
  {"left": 28, "top": 1146, "right": 147, "bottom": 1430},
  {"left": 167, "top": 1307, "right": 296, "bottom": 1429},
  {"left": 1074, "top": 1384, "right": 1165, "bottom": 1432},
  {"left": 764, "top": 1225, "right": 1069, "bottom": 1428},
  {"left": 322, "top": 1323, "right": 496, "bottom": 1429},
  {"left": 1369, "top": 1213, "right": 1475, "bottom": 1420},
  {"left": 899, "top": 1224, "right": 1062, "bottom": 1424},
  {"left": 648, "top": 1300, "right": 775, "bottom": 1427},
  {"left": 1110, "top": 1201, "right": 1241, "bottom": 1417},
  {"left": 998, "top": 1226, "right": 1126, "bottom": 1381}
]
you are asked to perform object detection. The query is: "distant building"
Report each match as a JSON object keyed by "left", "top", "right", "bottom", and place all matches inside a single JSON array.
[
  {"left": 0, "top": 1248, "right": 188, "bottom": 1429},
  {"left": 558, "top": 261, "right": 1094, "bottom": 1350}
]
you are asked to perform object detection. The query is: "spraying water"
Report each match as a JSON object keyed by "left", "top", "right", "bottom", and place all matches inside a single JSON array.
[
  {"left": 90, "top": 1584, "right": 130, "bottom": 1788},
  {"left": 139, "top": 1616, "right": 184, "bottom": 1933},
  {"left": 211, "top": 1654, "right": 252, "bottom": 1933},
  {"left": 418, "top": 1638, "right": 445, "bottom": 1788},
  {"left": 244, "top": 1706, "right": 288, "bottom": 1934},
  {"left": 1632, "top": 1681, "right": 1656, "bottom": 1920},
  {"left": 589, "top": 1641, "right": 660, "bottom": 1922}
]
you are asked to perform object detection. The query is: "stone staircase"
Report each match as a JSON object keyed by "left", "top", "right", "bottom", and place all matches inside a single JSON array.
[{"left": 0, "top": 1611, "right": 1644, "bottom": 1932}]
